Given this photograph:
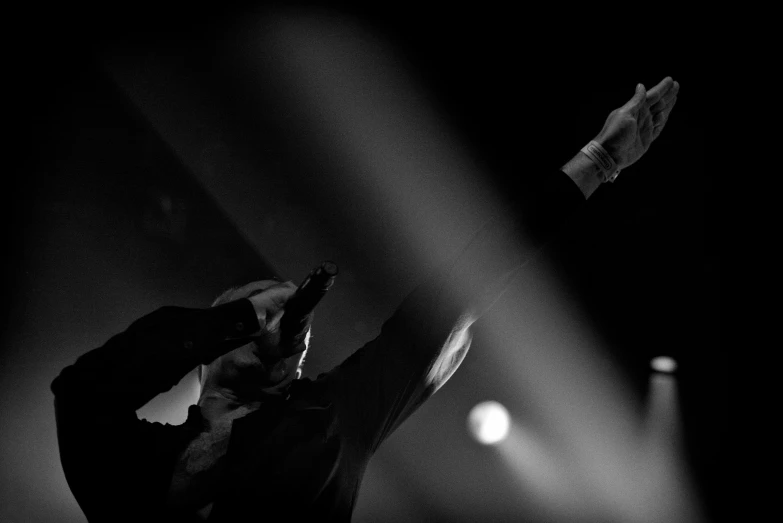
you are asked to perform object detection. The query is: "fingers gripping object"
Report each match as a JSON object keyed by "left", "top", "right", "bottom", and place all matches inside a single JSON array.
[
  {"left": 206, "top": 263, "right": 338, "bottom": 366},
  {"left": 580, "top": 141, "right": 621, "bottom": 183},
  {"left": 278, "top": 261, "right": 339, "bottom": 354}
]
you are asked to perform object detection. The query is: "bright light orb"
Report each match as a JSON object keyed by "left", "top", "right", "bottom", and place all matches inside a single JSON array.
[
  {"left": 468, "top": 401, "right": 510, "bottom": 445},
  {"left": 650, "top": 356, "right": 678, "bottom": 373}
]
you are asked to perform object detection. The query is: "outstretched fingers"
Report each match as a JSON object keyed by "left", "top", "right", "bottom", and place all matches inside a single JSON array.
[
  {"left": 640, "top": 110, "right": 655, "bottom": 149},
  {"left": 645, "top": 76, "right": 675, "bottom": 106},
  {"left": 651, "top": 80, "right": 679, "bottom": 111},
  {"left": 649, "top": 79, "right": 679, "bottom": 141},
  {"left": 652, "top": 90, "right": 678, "bottom": 140},
  {"left": 637, "top": 99, "right": 651, "bottom": 127},
  {"left": 652, "top": 95, "right": 676, "bottom": 123}
]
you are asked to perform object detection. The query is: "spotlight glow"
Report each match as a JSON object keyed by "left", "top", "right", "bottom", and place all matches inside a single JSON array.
[
  {"left": 468, "top": 401, "right": 510, "bottom": 445},
  {"left": 650, "top": 356, "right": 677, "bottom": 373}
]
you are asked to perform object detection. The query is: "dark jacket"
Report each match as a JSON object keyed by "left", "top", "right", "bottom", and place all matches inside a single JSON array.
[{"left": 51, "top": 170, "right": 585, "bottom": 521}]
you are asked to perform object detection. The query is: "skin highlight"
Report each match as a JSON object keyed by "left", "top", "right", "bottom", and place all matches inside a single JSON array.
[{"left": 197, "top": 280, "right": 309, "bottom": 424}]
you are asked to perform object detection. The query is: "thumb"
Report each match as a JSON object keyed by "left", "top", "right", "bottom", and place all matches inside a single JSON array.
[{"left": 628, "top": 83, "right": 646, "bottom": 109}]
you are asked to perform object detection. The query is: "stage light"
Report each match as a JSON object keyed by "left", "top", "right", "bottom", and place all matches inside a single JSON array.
[
  {"left": 650, "top": 356, "right": 677, "bottom": 373},
  {"left": 468, "top": 401, "right": 510, "bottom": 445}
]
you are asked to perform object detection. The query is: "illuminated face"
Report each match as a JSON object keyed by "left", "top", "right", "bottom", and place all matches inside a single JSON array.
[{"left": 200, "top": 280, "right": 309, "bottom": 397}]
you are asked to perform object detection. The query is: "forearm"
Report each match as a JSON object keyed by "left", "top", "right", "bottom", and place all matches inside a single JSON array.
[
  {"left": 329, "top": 166, "right": 592, "bottom": 447},
  {"left": 395, "top": 168, "right": 588, "bottom": 348},
  {"left": 422, "top": 157, "right": 602, "bottom": 336},
  {"left": 560, "top": 150, "right": 606, "bottom": 199},
  {"left": 51, "top": 300, "right": 260, "bottom": 411}
]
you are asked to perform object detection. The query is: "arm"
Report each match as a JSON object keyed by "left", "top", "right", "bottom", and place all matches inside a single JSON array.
[
  {"left": 561, "top": 151, "right": 605, "bottom": 199},
  {"left": 51, "top": 299, "right": 270, "bottom": 520},
  {"left": 563, "top": 77, "right": 680, "bottom": 199},
  {"left": 51, "top": 300, "right": 261, "bottom": 411},
  {"left": 330, "top": 169, "right": 584, "bottom": 452},
  {"left": 330, "top": 77, "right": 680, "bottom": 451}
]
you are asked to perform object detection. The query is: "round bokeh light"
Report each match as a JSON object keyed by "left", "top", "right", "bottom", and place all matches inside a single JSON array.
[
  {"left": 468, "top": 401, "right": 510, "bottom": 445},
  {"left": 650, "top": 356, "right": 678, "bottom": 373}
]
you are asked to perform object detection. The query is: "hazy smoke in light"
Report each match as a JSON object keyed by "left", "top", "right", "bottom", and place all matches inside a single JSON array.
[
  {"left": 251, "top": 12, "right": 706, "bottom": 523},
  {"left": 103, "top": 9, "right": 706, "bottom": 522}
]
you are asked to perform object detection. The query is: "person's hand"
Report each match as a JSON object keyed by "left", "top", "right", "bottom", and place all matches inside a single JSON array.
[
  {"left": 247, "top": 281, "right": 298, "bottom": 332},
  {"left": 246, "top": 281, "right": 310, "bottom": 359},
  {"left": 594, "top": 77, "right": 679, "bottom": 170}
]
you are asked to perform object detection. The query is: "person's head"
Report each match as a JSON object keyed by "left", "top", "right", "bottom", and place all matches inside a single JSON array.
[{"left": 197, "top": 280, "right": 310, "bottom": 400}]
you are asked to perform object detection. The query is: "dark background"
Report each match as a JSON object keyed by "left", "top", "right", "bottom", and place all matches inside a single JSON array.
[{"left": 3, "top": 3, "right": 721, "bottom": 522}]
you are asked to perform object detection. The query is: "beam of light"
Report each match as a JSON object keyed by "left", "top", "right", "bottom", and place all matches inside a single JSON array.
[
  {"left": 480, "top": 284, "right": 657, "bottom": 522},
  {"left": 241, "top": 11, "right": 504, "bottom": 285},
  {"left": 638, "top": 372, "right": 705, "bottom": 523},
  {"left": 351, "top": 453, "right": 429, "bottom": 523},
  {"left": 494, "top": 421, "right": 603, "bottom": 522},
  {"left": 234, "top": 13, "right": 706, "bottom": 522},
  {"left": 104, "top": 10, "right": 705, "bottom": 522},
  {"left": 468, "top": 401, "right": 510, "bottom": 445},
  {"left": 464, "top": 398, "right": 593, "bottom": 520}
]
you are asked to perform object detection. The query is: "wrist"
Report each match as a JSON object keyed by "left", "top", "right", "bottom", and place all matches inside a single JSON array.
[
  {"left": 561, "top": 151, "right": 604, "bottom": 199},
  {"left": 593, "top": 136, "right": 622, "bottom": 167},
  {"left": 581, "top": 140, "right": 621, "bottom": 183}
]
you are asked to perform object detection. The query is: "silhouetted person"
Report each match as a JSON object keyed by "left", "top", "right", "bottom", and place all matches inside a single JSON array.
[{"left": 52, "top": 78, "right": 679, "bottom": 522}]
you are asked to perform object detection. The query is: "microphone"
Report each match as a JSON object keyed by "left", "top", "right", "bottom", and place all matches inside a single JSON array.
[{"left": 279, "top": 261, "right": 339, "bottom": 352}]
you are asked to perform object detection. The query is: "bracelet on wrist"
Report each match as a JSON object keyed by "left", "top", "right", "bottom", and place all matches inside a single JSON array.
[{"left": 581, "top": 140, "right": 621, "bottom": 183}]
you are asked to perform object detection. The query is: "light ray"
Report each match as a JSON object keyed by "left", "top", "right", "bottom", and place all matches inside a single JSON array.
[{"left": 105, "top": 10, "right": 704, "bottom": 521}]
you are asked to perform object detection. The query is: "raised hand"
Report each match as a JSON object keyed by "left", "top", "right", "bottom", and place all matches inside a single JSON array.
[{"left": 594, "top": 77, "right": 680, "bottom": 170}]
